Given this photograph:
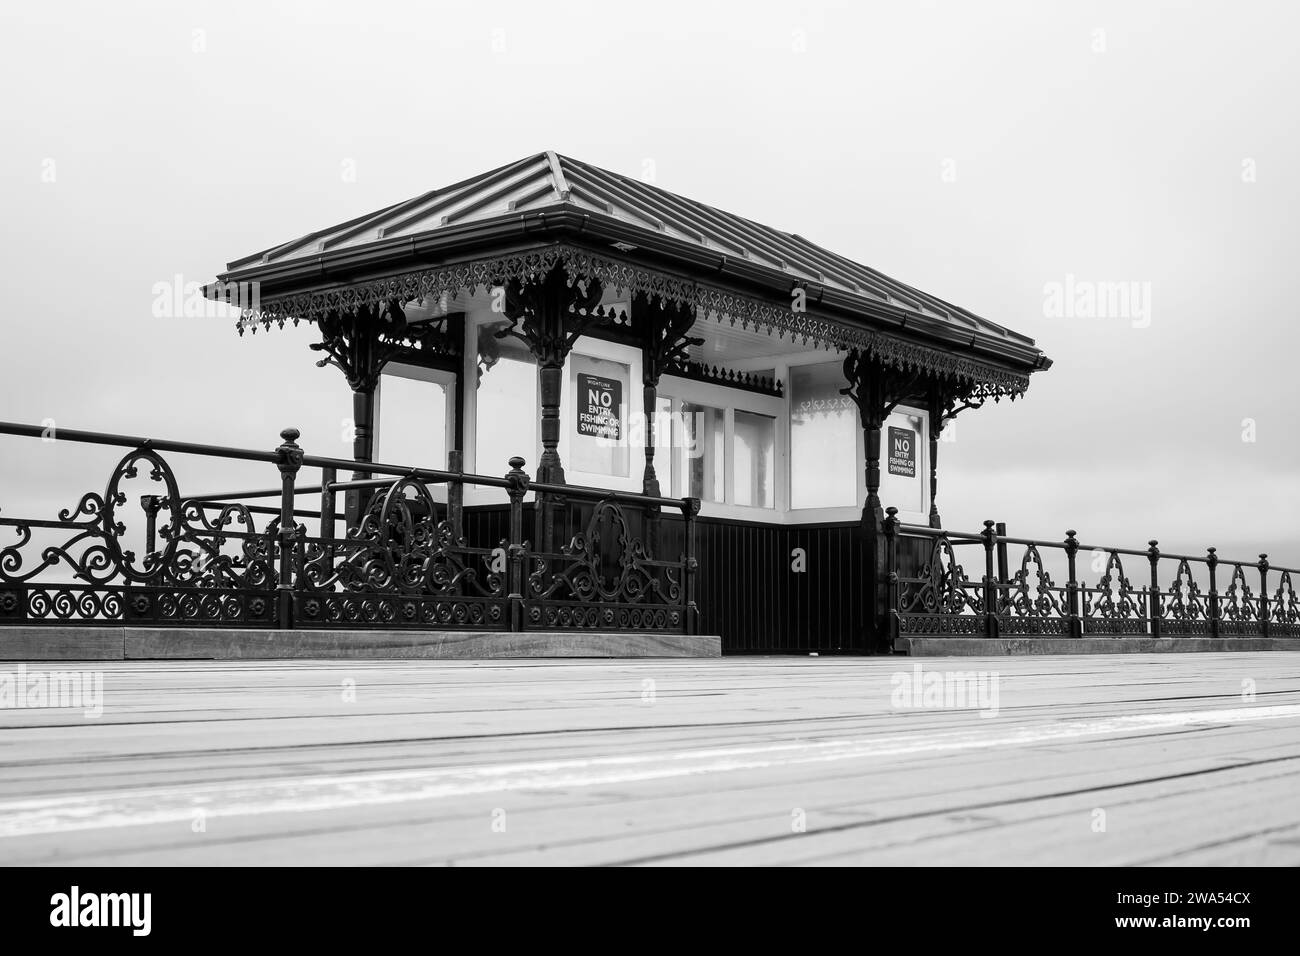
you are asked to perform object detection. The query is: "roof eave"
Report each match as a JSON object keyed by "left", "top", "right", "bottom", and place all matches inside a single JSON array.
[{"left": 211, "top": 205, "right": 1048, "bottom": 376}]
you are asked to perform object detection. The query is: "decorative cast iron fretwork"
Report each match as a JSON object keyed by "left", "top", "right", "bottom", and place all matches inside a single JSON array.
[
  {"left": 899, "top": 536, "right": 982, "bottom": 617},
  {"left": 234, "top": 243, "right": 1034, "bottom": 399},
  {"left": 842, "top": 349, "right": 928, "bottom": 518},
  {"left": 1082, "top": 552, "right": 1147, "bottom": 634},
  {"left": 840, "top": 349, "right": 924, "bottom": 428},
  {"left": 301, "top": 478, "right": 500, "bottom": 601},
  {"left": 0, "top": 420, "right": 699, "bottom": 635},
  {"left": 641, "top": 295, "right": 703, "bottom": 385},
  {"left": 494, "top": 264, "right": 615, "bottom": 486},
  {"left": 1221, "top": 564, "right": 1257, "bottom": 624},
  {"left": 496, "top": 266, "right": 608, "bottom": 367},
  {"left": 1273, "top": 571, "right": 1299, "bottom": 628},
  {"left": 529, "top": 499, "right": 676, "bottom": 604},
  {"left": 172, "top": 502, "right": 278, "bottom": 590},
  {"left": 888, "top": 521, "right": 1294, "bottom": 645},
  {"left": 310, "top": 299, "right": 460, "bottom": 393},
  {"left": 667, "top": 362, "right": 783, "bottom": 397},
  {"left": 1164, "top": 559, "right": 1208, "bottom": 633},
  {"left": 523, "top": 497, "right": 684, "bottom": 632},
  {"left": 938, "top": 381, "right": 988, "bottom": 425},
  {"left": 0, "top": 447, "right": 281, "bottom": 626},
  {"left": 1002, "top": 545, "right": 1064, "bottom": 619}
]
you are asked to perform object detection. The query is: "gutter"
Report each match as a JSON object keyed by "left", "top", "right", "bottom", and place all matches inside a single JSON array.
[{"left": 210, "top": 207, "right": 1047, "bottom": 373}]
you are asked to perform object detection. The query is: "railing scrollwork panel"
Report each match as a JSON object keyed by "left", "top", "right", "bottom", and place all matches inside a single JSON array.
[
  {"left": 891, "top": 521, "right": 1297, "bottom": 646},
  {"left": 0, "top": 421, "right": 697, "bottom": 635}
]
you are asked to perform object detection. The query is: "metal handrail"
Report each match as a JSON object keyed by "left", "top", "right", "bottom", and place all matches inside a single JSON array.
[
  {"left": 0, "top": 420, "right": 702, "bottom": 635},
  {"left": 895, "top": 518, "right": 1299, "bottom": 576}
]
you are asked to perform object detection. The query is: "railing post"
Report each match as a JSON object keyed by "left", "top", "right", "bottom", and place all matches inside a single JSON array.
[
  {"left": 981, "top": 520, "right": 998, "bottom": 639},
  {"left": 275, "top": 427, "right": 303, "bottom": 630},
  {"left": 995, "top": 521, "right": 1010, "bottom": 587},
  {"left": 1206, "top": 546, "right": 1220, "bottom": 639},
  {"left": 319, "top": 466, "right": 336, "bottom": 571},
  {"left": 140, "top": 494, "right": 161, "bottom": 558},
  {"left": 645, "top": 502, "right": 661, "bottom": 564},
  {"left": 1064, "top": 530, "right": 1082, "bottom": 639},
  {"left": 448, "top": 449, "right": 464, "bottom": 543},
  {"left": 505, "top": 457, "right": 528, "bottom": 633},
  {"left": 682, "top": 497, "right": 701, "bottom": 636},
  {"left": 884, "top": 507, "right": 900, "bottom": 652},
  {"left": 1259, "top": 554, "right": 1270, "bottom": 638},
  {"left": 1147, "top": 540, "right": 1161, "bottom": 639}
]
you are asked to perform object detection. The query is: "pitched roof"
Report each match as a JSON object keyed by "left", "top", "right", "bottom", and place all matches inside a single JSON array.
[{"left": 228, "top": 151, "right": 1038, "bottom": 351}]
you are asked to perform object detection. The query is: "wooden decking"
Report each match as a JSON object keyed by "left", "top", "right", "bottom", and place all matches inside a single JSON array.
[{"left": 1, "top": 653, "right": 1298, "bottom": 865}]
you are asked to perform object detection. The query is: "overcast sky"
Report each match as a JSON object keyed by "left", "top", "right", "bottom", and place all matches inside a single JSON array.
[{"left": 1, "top": 0, "right": 1297, "bottom": 566}]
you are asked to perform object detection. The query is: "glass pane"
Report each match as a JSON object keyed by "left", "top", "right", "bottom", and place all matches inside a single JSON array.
[
  {"left": 790, "top": 362, "right": 859, "bottom": 509},
  {"left": 570, "top": 354, "right": 630, "bottom": 478},
  {"left": 377, "top": 374, "right": 449, "bottom": 469},
  {"left": 732, "top": 410, "right": 775, "bottom": 508},
  {"left": 475, "top": 334, "right": 537, "bottom": 475},
  {"left": 680, "top": 402, "right": 724, "bottom": 503}
]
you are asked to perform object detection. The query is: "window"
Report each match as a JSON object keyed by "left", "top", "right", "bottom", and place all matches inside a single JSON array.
[
  {"left": 376, "top": 365, "right": 452, "bottom": 470},
  {"left": 790, "top": 361, "right": 858, "bottom": 509},
  {"left": 679, "top": 402, "right": 725, "bottom": 503},
  {"left": 656, "top": 379, "right": 780, "bottom": 514},
  {"left": 475, "top": 331, "right": 536, "bottom": 475},
  {"left": 732, "top": 410, "right": 775, "bottom": 508}
]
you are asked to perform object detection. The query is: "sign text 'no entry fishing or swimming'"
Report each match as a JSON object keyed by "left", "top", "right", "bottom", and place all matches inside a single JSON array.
[
  {"left": 888, "top": 426, "right": 916, "bottom": 478},
  {"left": 577, "top": 373, "right": 622, "bottom": 440}
]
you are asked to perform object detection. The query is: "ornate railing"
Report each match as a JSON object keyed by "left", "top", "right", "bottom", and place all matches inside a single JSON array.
[
  {"left": 0, "top": 422, "right": 699, "bottom": 634},
  {"left": 884, "top": 509, "right": 1300, "bottom": 642}
]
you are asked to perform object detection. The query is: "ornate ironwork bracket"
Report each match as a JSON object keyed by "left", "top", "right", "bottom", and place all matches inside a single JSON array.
[
  {"left": 496, "top": 266, "right": 608, "bottom": 367},
  {"left": 840, "top": 349, "right": 926, "bottom": 529},
  {"left": 635, "top": 295, "right": 703, "bottom": 497},
  {"left": 310, "top": 299, "right": 459, "bottom": 394},
  {"left": 640, "top": 295, "right": 703, "bottom": 386},
  {"left": 495, "top": 265, "right": 610, "bottom": 487},
  {"left": 938, "top": 382, "right": 988, "bottom": 426},
  {"left": 840, "top": 349, "right": 924, "bottom": 429}
]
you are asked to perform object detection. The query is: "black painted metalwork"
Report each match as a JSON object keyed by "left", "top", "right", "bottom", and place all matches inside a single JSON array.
[
  {"left": 0, "top": 421, "right": 697, "bottom": 635},
  {"left": 665, "top": 361, "right": 783, "bottom": 398},
  {"left": 886, "top": 511, "right": 1300, "bottom": 647}
]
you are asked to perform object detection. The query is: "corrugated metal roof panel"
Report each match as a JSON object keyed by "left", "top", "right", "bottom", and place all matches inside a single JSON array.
[{"left": 231, "top": 151, "right": 1029, "bottom": 344}]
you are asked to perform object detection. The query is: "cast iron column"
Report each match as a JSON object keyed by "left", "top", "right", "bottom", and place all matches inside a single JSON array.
[
  {"left": 636, "top": 294, "right": 701, "bottom": 497},
  {"left": 499, "top": 266, "right": 608, "bottom": 550},
  {"left": 927, "top": 387, "right": 943, "bottom": 529},
  {"left": 309, "top": 303, "right": 393, "bottom": 529},
  {"left": 842, "top": 350, "right": 922, "bottom": 653}
]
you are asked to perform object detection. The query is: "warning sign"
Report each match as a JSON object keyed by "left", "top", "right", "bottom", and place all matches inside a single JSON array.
[
  {"left": 577, "top": 373, "right": 622, "bottom": 440},
  {"left": 887, "top": 426, "right": 916, "bottom": 478}
]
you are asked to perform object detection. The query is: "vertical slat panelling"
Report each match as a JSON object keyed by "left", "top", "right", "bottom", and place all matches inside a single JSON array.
[{"left": 479, "top": 508, "right": 868, "bottom": 655}]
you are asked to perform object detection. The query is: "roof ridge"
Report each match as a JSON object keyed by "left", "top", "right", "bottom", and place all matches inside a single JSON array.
[{"left": 545, "top": 151, "right": 571, "bottom": 201}]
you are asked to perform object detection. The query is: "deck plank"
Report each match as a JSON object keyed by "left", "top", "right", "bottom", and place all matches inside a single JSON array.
[{"left": 0, "top": 653, "right": 1298, "bottom": 865}]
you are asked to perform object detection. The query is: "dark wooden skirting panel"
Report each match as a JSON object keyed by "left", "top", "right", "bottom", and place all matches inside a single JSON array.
[
  {"left": 691, "top": 517, "right": 871, "bottom": 654},
  {"left": 463, "top": 504, "right": 881, "bottom": 654}
]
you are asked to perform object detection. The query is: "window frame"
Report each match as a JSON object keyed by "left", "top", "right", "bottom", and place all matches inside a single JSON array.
[
  {"left": 463, "top": 310, "right": 540, "bottom": 505},
  {"left": 656, "top": 374, "right": 785, "bottom": 521},
  {"left": 457, "top": 298, "right": 931, "bottom": 523},
  {"left": 560, "top": 336, "right": 644, "bottom": 494},
  {"left": 374, "top": 360, "right": 457, "bottom": 471},
  {"left": 726, "top": 352, "right": 932, "bottom": 526}
]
